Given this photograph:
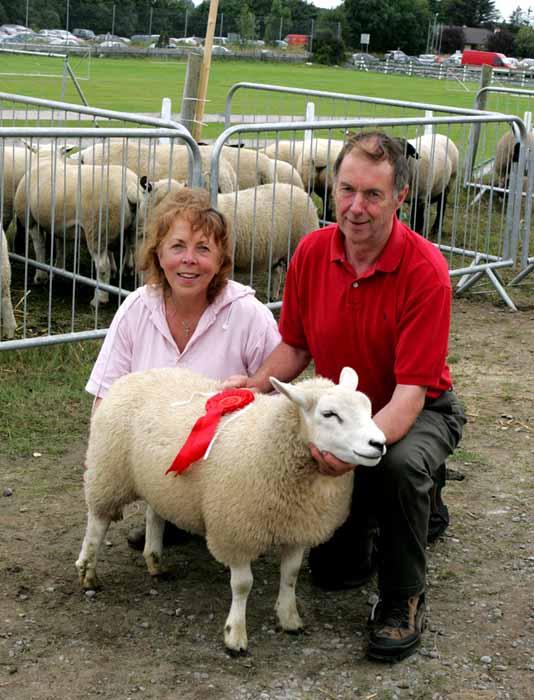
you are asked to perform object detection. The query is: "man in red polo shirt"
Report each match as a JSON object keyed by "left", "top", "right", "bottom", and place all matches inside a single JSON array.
[{"left": 225, "top": 131, "right": 466, "bottom": 662}]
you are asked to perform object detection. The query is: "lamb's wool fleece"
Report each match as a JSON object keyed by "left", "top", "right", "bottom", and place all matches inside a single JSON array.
[
  {"left": 270, "top": 159, "right": 305, "bottom": 189},
  {"left": 264, "top": 141, "right": 304, "bottom": 166},
  {"left": 405, "top": 133, "right": 459, "bottom": 235},
  {"left": 85, "top": 368, "right": 354, "bottom": 567},
  {"left": 407, "top": 133, "right": 459, "bottom": 198},
  {"left": 80, "top": 141, "right": 237, "bottom": 193},
  {"left": 221, "top": 146, "right": 275, "bottom": 189},
  {"left": 217, "top": 183, "right": 319, "bottom": 269},
  {"left": 494, "top": 130, "right": 534, "bottom": 187},
  {"left": 14, "top": 162, "right": 143, "bottom": 250},
  {"left": 296, "top": 138, "right": 344, "bottom": 194},
  {"left": 0, "top": 146, "right": 32, "bottom": 231},
  {"left": 0, "top": 228, "right": 16, "bottom": 339}
]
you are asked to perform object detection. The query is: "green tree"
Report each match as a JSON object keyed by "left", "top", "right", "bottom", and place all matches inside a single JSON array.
[
  {"left": 239, "top": 1, "right": 255, "bottom": 42},
  {"left": 312, "top": 26, "right": 345, "bottom": 65},
  {"left": 486, "top": 28, "right": 514, "bottom": 54},
  {"left": 440, "top": 25, "right": 465, "bottom": 53},
  {"left": 342, "top": 0, "right": 430, "bottom": 55},
  {"left": 264, "top": 0, "right": 290, "bottom": 43},
  {"left": 514, "top": 25, "right": 534, "bottom": 58},
  {"left": 440, "top": 0, "right": 498, "bottom": 27}
]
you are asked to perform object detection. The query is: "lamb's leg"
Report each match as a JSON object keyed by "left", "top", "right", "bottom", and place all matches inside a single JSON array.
[
  {"left": 75, "top": 511, "right": 111, "bottom": 589},
  {"left": 224, "top": 562, "right": 253, "bottom": 655},
  {"left": 88, "top": 245, "right": 111, "bottom": 306},
  {"left": 275, "top": 544, "right": 305, "bottom": 633},
  {"left": 29, "top": 226, "right": 49, "bottom": 285},
  {"left": 143, "top": 505, "right": 165, "bottom": 577}
]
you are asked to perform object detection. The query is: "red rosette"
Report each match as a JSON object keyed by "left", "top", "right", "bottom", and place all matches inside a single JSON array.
[{"left": 166, "top": 389, "right": 255, "bottom": 475}]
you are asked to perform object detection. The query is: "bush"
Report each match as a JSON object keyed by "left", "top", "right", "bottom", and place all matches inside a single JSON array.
[{"left": 312, "top": 30, "right": 346, "bottom": 65}]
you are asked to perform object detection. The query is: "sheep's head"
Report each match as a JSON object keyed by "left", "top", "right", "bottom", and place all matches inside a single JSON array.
[{"left": 270, "top": 367, "right": 386, "bottom": 467}]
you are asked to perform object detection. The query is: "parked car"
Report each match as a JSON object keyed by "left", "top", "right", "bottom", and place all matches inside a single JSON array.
[
  {"left": 98, "top": 40, "right": 128, "bottom": 49},
  {"left": 519, "top": 58, "right": 534, "bottom": 70},
  {"left": 418, "top": 53, "right": 437, "bottom": 64},
  {"left": 385, "top": 49, "right": 409, "bottom": 63},
  {"left": 73, "top": 28, "right": 95, "bottom": 40},
  {"left": 352, "top": 52, "right": 379, "bottom": 65},
  {"left": 211, "top": 45, "right": 231, "bottom": 55},
  {"left": 273, "top": 40, "right": 288, "bottom": 49},
  {"left": 440, "top": 55, "right": 462, "bottom": 66},
  {"left": 0, "top": 24, "right": 30, "bottom": 35},
  {"left": 172, "top": 37, "right": 200, "bottom": 46}
]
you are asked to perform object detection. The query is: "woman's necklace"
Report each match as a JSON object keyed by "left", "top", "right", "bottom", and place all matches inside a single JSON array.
[
  {"left": 181, "top": 319, "right": 195, "bottom": 339},
  {"left": 166, "top": 295, "right": 206, "bottom": 341}
]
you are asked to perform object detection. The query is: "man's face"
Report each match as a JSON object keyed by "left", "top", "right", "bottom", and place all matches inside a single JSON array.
[{"left": 333, "top": 150, "right": 408, "bottom": 250}]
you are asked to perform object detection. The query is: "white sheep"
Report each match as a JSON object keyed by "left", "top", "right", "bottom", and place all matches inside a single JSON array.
[
  {"left": 80, "top": 141, "right": 237, "bottom": 193},
  {"left": 264, "top": 141, "right": 304, "bottom": 166},
  {"left": 0, "top": 145, "right": 32, "bottom": 234},
  {"left": 148, "top": 180, "right": 319, "bottom": 299},
  {"left": 493, "top": 130, "right": 534, "bottom": 190},
  {"left": 14, "top": 161, "right": 147, "bottom": 306},
  {"left": 76, "top": 366, "right": 386, "bottom": 654},
  {"left": 220, "top": 146, "right": 275, "bottom": 189},
  {"left": 270, "top": 159, "right": 305, "bottom": 189},
  {"left": 296, "top": 138, "right": 344, "bottom": 222},
  {"left": 405, "top": 133, "right": 459, "bottom": 237},
  {"left": 0, "top": 227, "right": 16, "bottom": 339}
]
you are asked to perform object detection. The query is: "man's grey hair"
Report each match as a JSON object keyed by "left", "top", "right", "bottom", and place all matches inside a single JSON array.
[{"left": 333, "top": 131, "right": 410, "bottom": 195}]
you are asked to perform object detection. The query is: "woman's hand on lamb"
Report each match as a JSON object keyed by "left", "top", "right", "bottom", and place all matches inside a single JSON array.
[{"left": 309, "top": 444, "right": 355, "bottom": 477}]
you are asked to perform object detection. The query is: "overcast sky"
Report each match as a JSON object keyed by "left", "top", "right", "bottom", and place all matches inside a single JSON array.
[{"left": 310, "top": 0, "right": 529, "bottom": 23}]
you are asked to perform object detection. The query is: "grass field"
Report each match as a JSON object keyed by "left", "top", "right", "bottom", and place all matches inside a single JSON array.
[{"left": 0, "top": 53, "right": 482, "bottom": 119}]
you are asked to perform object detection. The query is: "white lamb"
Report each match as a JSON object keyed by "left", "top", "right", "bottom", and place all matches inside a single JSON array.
[
  {"left": 296, "top": 138, "right": 344, "bottom": 221},
  {"left": 493, "top": 130, "right": 534, "bottom": 189},
  {"left": 76, "top": 366, "right": 386, "bottom": 654},
  {"left": 0, "top": 227, "right": 16, "bottom": 339},
  {"left": 14, "top": 161, "right": 147, "bottom": 306},
  {"left": 405, "top": 133, "right": 459, "bottom": 237},
  {"left": 264, "top": 141, "right": 304, "bottom": 166},
  {"left": 220, "top": 146, "right": 275, "bottom": 189},
  {"left": 80, "top": 141, "right": 237, "bottom": 194}
]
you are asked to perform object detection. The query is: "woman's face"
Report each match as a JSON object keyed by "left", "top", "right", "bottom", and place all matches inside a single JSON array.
[{"left": 157, "top": 216, "right": 222, "bottom": 303}]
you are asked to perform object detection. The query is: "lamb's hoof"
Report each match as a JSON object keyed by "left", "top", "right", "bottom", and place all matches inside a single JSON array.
[
  {"left": 144, "top": 552, "right": 163, "bottom": 577},
  {"left": 90, "top": 294, "right": 109, "bottom": 308},
  {"left": 33, "top": 272, "right": 48, "bottom": 285},
  {"left": 77, "top": 565, "right": 98, "bottom": 590},
  {"left": 225, "top": 646, "right": 249, "bottom": 658}
]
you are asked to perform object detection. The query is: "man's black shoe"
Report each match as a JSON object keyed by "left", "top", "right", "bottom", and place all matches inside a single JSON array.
[
  {"left": 367, "top": 593, "right": 426, "bottom": 662},
  {"left": 308, "top": 528, "right": 378, "bottom": 590}
]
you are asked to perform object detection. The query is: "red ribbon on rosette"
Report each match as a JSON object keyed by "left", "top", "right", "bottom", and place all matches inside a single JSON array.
[{"left": 166, "top": 389, "right": 255, "bottom": 475}]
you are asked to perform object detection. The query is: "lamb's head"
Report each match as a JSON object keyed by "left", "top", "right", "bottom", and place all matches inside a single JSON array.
[{"left": 270, "top": 367, "right": 386, "bottom": 467}]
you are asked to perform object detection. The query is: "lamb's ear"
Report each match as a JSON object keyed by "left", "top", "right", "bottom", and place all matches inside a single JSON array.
[
  {"left": 269, "top": 377, "right": 313, "bottom": 410},
  {"left": 339, "top": 367, "right": 358, "bottom": 391},
  {"left": 140, "top": 175, "right": 152, "bottom": 192},
  {"left": 405, "top": 142, "right": 419, "bottom": 160}
]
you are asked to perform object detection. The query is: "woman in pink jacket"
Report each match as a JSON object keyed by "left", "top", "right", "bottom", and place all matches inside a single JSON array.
[{"left": 86, "top": 187, "right": 281, "bottom": 547}]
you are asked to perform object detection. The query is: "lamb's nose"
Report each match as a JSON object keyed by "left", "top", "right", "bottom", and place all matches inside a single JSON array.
[{"left": 369, "top": 439, "right": 385, "bottom": 450}]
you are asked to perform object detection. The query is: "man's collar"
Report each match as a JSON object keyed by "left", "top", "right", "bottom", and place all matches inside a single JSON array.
[{"left": 330, "top": 217, "right": 406, "bottom": 275}]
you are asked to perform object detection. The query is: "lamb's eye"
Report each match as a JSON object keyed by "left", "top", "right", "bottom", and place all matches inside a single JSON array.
[{"left": 322, "top": 410, "right": 343, "bottom": 424}]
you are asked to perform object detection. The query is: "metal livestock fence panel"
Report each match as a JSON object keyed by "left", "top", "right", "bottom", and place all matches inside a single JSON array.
[
  {"left": 470, "top": 86, "right": 534, "bottom": 286},
  {"left": 223, "top": 84, "right": 531, "bottom": 306},
  {"left": 207, "top": 114, "right": 525, "bottom": 311},
  {"left": 0, "top": 118, "right": 204, "bottom": 350}
]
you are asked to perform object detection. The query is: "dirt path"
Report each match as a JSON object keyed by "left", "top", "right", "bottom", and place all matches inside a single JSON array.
[{"left": 1, "top": 295, "right": 533, "bottom": 700}]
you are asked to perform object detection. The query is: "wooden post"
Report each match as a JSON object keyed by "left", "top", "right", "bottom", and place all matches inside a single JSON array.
[
  {"left": 192, "top": 0, "right": 220, "bottom": 142},
  {"left": 180, "top": 51, "right": 203, "bottom": 135}
]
